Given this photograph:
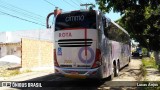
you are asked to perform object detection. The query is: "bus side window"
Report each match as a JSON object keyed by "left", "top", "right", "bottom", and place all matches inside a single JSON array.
[
  {"left": 102, "top": 17, "right": 108, "bottom": 37},
  {"left": 104, "top": 21, "right": 111, "bottom": 37},
  {"left": 102, "top": 17, "right": 106, "bottom": 28},
  {"left": 104, "top": 25, "right": 110, "bottom": 37}
]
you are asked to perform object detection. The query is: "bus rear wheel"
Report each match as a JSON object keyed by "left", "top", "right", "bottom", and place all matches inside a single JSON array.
[
  {"left": 115, "top": 63, "right": 119, "bottom": 77},
  {"left": 126, "top": 58, "right": 130, "bottom": 67},
  {"left": 109, "top": 64, "right": 116, "bottom": 80}
]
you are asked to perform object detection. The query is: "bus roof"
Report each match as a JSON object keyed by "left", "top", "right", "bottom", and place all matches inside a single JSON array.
[
  {"left": 56, "top": 9, "right": 130, "bottom": 37},
  {"left": 59, "top": 9, "right": 96, "bottom": 14}
]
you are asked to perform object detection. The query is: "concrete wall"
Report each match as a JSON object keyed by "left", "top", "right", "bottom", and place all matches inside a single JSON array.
[{"left": 21, "top": 38, "right": 54, "bottom": 71}]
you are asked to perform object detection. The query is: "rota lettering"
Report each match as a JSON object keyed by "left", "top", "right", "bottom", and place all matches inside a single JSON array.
[{"left": 59, "top": 32, "right": 72, "bottom": 37}]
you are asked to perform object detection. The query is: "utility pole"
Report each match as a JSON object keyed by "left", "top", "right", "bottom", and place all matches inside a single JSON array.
[{"left": 80, "top": 3, "right": 94, "bottom": 10}]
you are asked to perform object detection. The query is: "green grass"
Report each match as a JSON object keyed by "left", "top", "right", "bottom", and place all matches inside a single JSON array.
[
  {"left": 142, "top": 57, "right": 158, "bottom": 69},
  {"left": 140, "top": 57, "right": 158, "bottom": 79},
  {"left": 140, "top": 57, "right": 160, "bottom": 90},
  {"left": 0, "top": 69, "right": 20, "bottom": 77},
  {"left": 22, "top": 69, "right": 32, "bottom": 73},
  {"left": 0, "top": 68, "right": 32, "bottom": 77}
]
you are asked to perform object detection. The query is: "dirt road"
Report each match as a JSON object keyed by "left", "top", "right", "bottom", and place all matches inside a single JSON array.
[
  {"left": 98, "top": 58, "right": 142, "bottom": 89},
  {"left": 1, "top": 59, "right": 143, "bottom": 90},
  {"left": 113, "top": 58, "right": 142, "bottom": 81}
]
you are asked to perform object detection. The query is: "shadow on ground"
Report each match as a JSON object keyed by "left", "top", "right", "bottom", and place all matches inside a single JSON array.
[
  {"left": 11, "top": 60, "right": 142, "bottom": 90},
  {"left": 12, "top": 73, "right": 107, "bottom": 90},
  {"left": 11, "top": 73, "right": 139, "bottom": 90},
  {"left": 2, "top": 58, "right": 156, "bottom": 90},
  {"left": 132, "top": 56, "right": 142, "bottom": 59}
]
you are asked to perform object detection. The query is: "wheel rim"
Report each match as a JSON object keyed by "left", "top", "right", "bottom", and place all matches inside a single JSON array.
[
  {"left": 115, "top": 63, "right": 119, "bottom": 76},
  {"left": 116, "top": 65, "right": 119, "bottom": 74}
]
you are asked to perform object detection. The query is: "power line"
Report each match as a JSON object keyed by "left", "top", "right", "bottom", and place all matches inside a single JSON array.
[
  {"left": 63, "top": 0, "right": 78, "bottom": 9},
  {"left": 43, "top": 0, "right": 57, "bottom": 7},
  {"left": 80, "top": 3, "right": 94, "bottom": 9},
  {"left": 43, "top": 0, "right": 66, "bottom": 12},
  {"left": 0, "top": 0, "right": 45, "bottom": 19},
  {"left": 76, "top": 0, "right": 82, "bottom": 4},
  {"left": 0, "top": 4, "right": 45, "bottom": 24},
  {"left": 0, "top": 10, "right": 46, "bottom": 27},
  {"left": 87, "top": 0, "right": 93, "bottom": 4},
  {"left": 80, "top": 0, "right": 95, "bottom": 5},
  {"left": 0, "top": 0, "right": 46, "bottom": 25},
  {"left": 71, "top": 0, "right": 79, "bottom": 6}
]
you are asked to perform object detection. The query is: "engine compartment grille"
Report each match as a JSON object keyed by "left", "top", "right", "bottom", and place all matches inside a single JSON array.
[{"left": 58, "top": 39, "right": 93, "bottom": 47}]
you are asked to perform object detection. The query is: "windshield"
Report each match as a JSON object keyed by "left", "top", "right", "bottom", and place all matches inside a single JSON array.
[{"left": 55, "top": 11, "right": 96, "bottom": 31}]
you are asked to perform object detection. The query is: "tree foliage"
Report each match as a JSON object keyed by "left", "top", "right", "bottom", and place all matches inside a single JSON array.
[{"left": 96, "top": 0, "right": 160, "bottom": 51}]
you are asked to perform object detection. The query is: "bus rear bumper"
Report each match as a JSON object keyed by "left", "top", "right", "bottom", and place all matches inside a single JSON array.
[{"left": 54, "top": 66, "right": 102, "bottom": 79}]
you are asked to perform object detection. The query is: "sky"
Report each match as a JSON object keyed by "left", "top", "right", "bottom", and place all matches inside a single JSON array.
[{"left": 0, "top": 0, "right": 121, "bottom": 32}]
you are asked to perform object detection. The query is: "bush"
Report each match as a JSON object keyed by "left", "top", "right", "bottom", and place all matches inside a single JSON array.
[
  {"left": 142, "top": 48, "right": 148, "bottom": 56},
  {"left": 142, "top": 58, "right": 157, "bottom": 69}
]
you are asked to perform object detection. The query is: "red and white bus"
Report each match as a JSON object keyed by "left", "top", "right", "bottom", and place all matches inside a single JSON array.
[{"left": 51, "top": 9, "right": 131, "bottom": 79}]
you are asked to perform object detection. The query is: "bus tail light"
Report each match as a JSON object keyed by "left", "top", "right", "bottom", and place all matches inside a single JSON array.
[
  {"left": 91, "top": 49, "right": 101, "bottom": 68},
  {"left": 54, "top": 49, "right": 59, "bottom": 67}
]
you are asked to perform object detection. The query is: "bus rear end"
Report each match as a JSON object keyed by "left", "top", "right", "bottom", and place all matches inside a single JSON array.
[{"left": 54, "top": 10, "right": 102, "bottom": 79}]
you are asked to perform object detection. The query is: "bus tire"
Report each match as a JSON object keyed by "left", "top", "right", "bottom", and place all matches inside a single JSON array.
[
  {"left": 109, "top": 66, "right": 115, "bottom": 80},
  {"left": 126, "top": 58, "right": 130, "bottom": 67},
  {"left": 126, "top": 63, "right": 129, "bottom": 67},
  {"left": 115, "top": 63, "right": 119, "bottom": 77},
  {"left": 109, "top": 72, "right": 114, "bottom": 80}
]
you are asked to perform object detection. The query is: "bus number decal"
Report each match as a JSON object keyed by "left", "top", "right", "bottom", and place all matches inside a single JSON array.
[
  {"left": 78, "top": 47, "right": 94, "bottom": 64},
  {"left": 64, "top": 60, "right": 72, "bottom": 64}
]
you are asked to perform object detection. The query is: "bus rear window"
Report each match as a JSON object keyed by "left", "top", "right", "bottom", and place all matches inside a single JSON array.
[{"left": 55, "top": 11, "right": 96, "bottom": 31}]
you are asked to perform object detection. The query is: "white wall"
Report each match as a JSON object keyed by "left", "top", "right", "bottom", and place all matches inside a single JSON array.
[
  {"left": 0, "top": 45, "right": 21, "bottom": 58},
  {"left": 0, "top": 46, "right": 7, "bottom": 57},
  {"left": 0, "top": 32, "right": 7, "bottom": 43},
  {"left": 0, "top": 29, "right": 54, "bottom": 43}
]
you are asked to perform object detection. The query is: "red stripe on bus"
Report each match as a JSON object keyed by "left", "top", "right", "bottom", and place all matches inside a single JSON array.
[{"left": 85, "top": 28, "right": 87, "bottom": 56}]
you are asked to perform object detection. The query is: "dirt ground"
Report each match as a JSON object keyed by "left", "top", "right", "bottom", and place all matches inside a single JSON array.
[
  {"left": 145, "top": 68, "right": 160, "bottom": 81},
  {"left": 99, "top": 59, "right": 142, "bottom": 89},
  {"left": 113, "top": 58, "right": 142, "bottom": 81},
  {"left": 1, "top": 58, "right": 160, "bottom": 90}
]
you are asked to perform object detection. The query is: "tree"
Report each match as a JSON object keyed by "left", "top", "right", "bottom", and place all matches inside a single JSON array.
[{"left": 96, "top": 0, "right": 160, "bottom": 51}]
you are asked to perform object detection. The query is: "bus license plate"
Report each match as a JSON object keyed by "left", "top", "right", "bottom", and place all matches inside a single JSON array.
[{"left": 65, "top": 74, "right": 86, "bottom": 79}]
